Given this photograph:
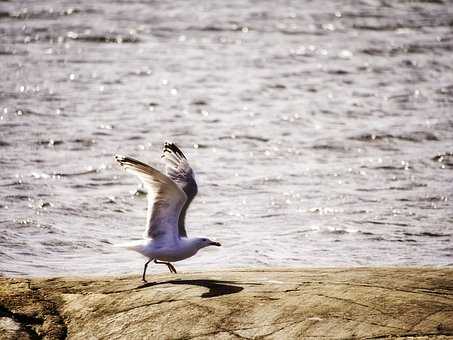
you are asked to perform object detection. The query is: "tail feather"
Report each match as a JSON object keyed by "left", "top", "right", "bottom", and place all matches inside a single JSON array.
[{"left": 113, "top": 241, "right": 146, "bottom": 254}]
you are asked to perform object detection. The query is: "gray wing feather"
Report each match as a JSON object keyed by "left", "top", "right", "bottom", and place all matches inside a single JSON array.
[
  {"left": 161, "top": 142, "right": 198, "bottom": 237},
  {"left": 115, "top": 155, "right": 187, "bottom": 242}
]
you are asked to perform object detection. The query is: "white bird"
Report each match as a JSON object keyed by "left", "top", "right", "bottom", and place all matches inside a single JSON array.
[{"left": 115, "top": 142, "right": 221, "bottom": 282}]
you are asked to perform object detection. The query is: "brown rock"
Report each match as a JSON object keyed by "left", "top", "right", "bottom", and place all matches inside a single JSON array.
[{"left": 1, "top": 268, "right": 452, "bottom": 339}]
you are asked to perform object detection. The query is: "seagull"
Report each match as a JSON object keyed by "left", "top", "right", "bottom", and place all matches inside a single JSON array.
[{"left": 115, "top": 142, "right": 221, "bottom": 282}]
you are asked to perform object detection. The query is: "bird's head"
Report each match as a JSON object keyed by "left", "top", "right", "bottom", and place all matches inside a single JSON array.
[{"left": 195, "top": 237, "right": 221, "bottom": 249}]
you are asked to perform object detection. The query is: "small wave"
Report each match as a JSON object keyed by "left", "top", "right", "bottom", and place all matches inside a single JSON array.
[
  {"left": 311, "top": 144, "right": 347, "bottom": 152},
  {"left": 4, "top": 194, "right": 29, "bottom": 201},
  {"left": 358, "top": 231, "right": 375, "bottom": 236},
  {"left": 70, "top": 138, "right": 96, "bottom": 148},
  {"left": 188, "top": 24, "right": 250, "bottom": 33},
  {"left": 369, "top": 236, "right": 386, "bottom": 242},
  {"left": 363, "top": 220, "right": 409, "bottom": 227},
  {"left": 54, "top": 169, "right": 98, "bottom": 177},
  {"left": 392, "top": 238, "right": 417, "bottom": 243},
  {"left": 0, "top": 46, "right": 27, "bottom": 56},
  {"left": 322, "top": 228, "right": 349, "bottom": 235},
  {"left": 40, "top": 240, "right": 73, "bottom": 247},
  {"left": 14, "top": 31, "right": 140, "bottom": 44},
  {"left": 308, "top": 226, "right": 359, "bottom": 235},
  {"left": 432, "top": 152, "right": 453, "bottom": 167},
  {"left": 372, "top": 165, "right": 406, "bottom": 170},
  {"left": 70, "top": 181, "right": 117, "bottom": 188},
  {"left": 350, "top": 131, "right": 439, "bottom": 143},
  {"left": 219, "top": 135, "right": 269, "bottom": 142},
  {"left": 362, "top": 220, "right": 391, "bottom": 226},
  {"left": 441, "top": 247, "right": 453, "bottom": 253},
  {"left": 403, "top": 231, "right": 450, "bottom": 238},
  {"left": 437, "top": 84, "right": 453, "bottom": 96},
  {"left": 191, "top": 99, "right": 208, "bottom": 106},
  {"left": 68, "top": 34, "right": 140, "bottom": 44},
  {"left": 389, "top": 183, "right": 427, "bottom": 191},
  {"left": 326, "top": 69, "right": 349, "bottom": 75},
  {"left": 36, "top": 139, "right": 64, "bottom": 146},
  {"left": 362, "top": 42, "right": 453, "bottom": 56},
  {"left": 260, "top": 213, "right": 284, "bottom": 218},
  {"left": 12, "top": 108, "right": 41, "bottom": 116},
  {"left": 279, "top": 28, "right": 325, "bottom": 36},
  {"left": 419, "top": 196, "right": 449, "bottom": 203},
  {"left": 267, "top": 84, "right": 287, "bottom": 89},
  {"left": 3, "top": 7, "right": 91, "bottom": 21}
]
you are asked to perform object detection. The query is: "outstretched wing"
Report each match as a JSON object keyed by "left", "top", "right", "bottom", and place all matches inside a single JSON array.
[
  {"left": 161, "top": 142, "right": 198, "bottom": 237},
  {"left": 115, "top": 155, "right": 187, "bottom": 243}
]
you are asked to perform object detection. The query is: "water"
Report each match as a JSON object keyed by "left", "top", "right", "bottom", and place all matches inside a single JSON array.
[{"left": 1, "top": 0, "right": 452, "bottom": 276}]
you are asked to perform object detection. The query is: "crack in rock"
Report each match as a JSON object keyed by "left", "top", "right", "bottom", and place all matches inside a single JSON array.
[
  {"left": 364, "top": 331, "right": 453, "bottom": 339},
  {"left": 408, "top": 308, "right": 453, "bottom": 331},
  {"left": 312, "top": 293, "right": 390, "bottom": 316}
]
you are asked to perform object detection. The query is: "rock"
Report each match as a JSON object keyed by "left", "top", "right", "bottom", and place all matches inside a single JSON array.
[{"left": 1, "top": 268, "right": 452, "bottom": 339}]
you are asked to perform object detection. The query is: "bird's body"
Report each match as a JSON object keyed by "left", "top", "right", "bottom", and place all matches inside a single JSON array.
[
  {"left": 127, "top": 237, "right": 209, "bottom": 263},
  {"left": 115, "top": 142, "right": 220, "bottom": 281}
]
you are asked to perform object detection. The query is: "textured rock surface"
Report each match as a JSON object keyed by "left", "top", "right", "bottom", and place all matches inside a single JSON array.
[{"left": 1, "top": 268, "right": 452, "bottom": 339}]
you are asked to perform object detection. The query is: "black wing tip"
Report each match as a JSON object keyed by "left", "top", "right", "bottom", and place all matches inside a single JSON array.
[
  {"left": 114, "top": 155, "right": 137, "bottom": 167},
  {"left": 163, "top": 141, "right": 186, "bottom": 159},
  {"left": 114, "top": 154, "right": 125, "bottom": 163}
]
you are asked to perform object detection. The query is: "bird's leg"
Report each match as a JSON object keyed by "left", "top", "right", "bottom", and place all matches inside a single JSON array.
[
  {"left": 167, "top": 263, "right": 177, "bottom": 274},
  {"left": 142, "top": 259, "right": 152, "bottom": 282},
  {"left": 154, "top": 259, "right": 177, "bottom": 274}
]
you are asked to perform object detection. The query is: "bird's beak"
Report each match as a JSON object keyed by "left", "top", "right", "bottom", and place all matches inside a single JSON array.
[{"left": 210, "top": 241, "right": 221, "bottom": 247}]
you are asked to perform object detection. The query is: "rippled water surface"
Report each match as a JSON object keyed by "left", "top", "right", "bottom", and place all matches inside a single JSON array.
[{"left": 1, "top": 0, "right": 453, "bottom": 276}]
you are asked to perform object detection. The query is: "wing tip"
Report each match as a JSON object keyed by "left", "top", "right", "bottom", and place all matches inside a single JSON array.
[
  {"left": 114, "top": 154, "right": 126, "bottom": 165},
  {"left": 162, "top": 141, "right": 186, "bottom": 159},
  {"left": 115, "top": 155, "right": 139, "bottom": 169}
]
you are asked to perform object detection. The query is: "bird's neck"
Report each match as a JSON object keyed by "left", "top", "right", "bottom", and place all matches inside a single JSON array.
[{"left": 183, "top": 238, "right": 204, "bottom": 252}]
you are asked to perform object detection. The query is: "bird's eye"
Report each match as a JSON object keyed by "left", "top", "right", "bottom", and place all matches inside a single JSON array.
[{"left": 202, "top": 238, "right": 207, "bottom": 242}]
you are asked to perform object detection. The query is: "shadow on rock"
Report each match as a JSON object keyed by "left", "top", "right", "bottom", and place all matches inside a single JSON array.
[{"left": 137, "top": 279, "right": 244, "bottom": 298}]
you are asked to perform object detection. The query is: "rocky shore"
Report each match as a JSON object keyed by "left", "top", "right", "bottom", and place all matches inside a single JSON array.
[{"left": 1, "top": 268, "right": 452, "bottom": 339}]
